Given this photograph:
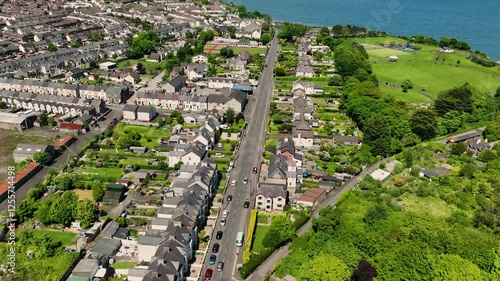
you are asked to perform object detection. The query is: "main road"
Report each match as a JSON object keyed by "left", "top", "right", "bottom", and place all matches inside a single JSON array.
[{"left": 200, "top": 35, "right": 280, "bottom": 281}]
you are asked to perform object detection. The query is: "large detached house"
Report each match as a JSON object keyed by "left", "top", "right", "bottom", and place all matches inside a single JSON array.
[{"left": 255, "top": 183, "right": 287, "bottom": 212}]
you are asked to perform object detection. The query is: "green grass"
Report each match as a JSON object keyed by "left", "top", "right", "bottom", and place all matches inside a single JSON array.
[
  {"left": 380, "top": 88, "right": 434, "bottom": 103},
  {"left": 373, "top": 60, "right": 500, "bottom": 94},
  {"left": 116, "top": 59, "right": 164, "bottom": 75},
  {"left": 265, "top": 138, "right": 278, "bottom": 149},
  {"left": 112, "top": 261, "right": 137, "bottom": 269},
  {"left": 251, "top": 225, "right": 271, "bottom": 254},
  {"left": 361, "top": 43, "right": 414, "bottom": 57},
  {"left": 115, "top": 123, "right": 171, "bottom": 148},
  {"left": 0, "top": 229, "right": 78, "bottom": 280},
  {"left": 231, "top": 47, "right": 267, "bottom": 55},
  {"left": 75, "top": 167, "right": 124, "bottom": 179}
]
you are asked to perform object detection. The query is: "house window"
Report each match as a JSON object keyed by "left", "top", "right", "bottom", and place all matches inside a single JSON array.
[
  {"left": 258, "top": 196, "right": 262, "bottom": 200},
  {"left": 277, "top": 204, "right": 283, "bottom": 208},
  {"left": 257, "top": 202, "right": 262, "bottom": 206},
  {"left": 267, "top": 199, "right": 271, "bottom": 203},
  {"left": 277, "top": 198, "right": 282, "bottom": 202},
  {"left": 266, "top": 205, "right": 271, "bottom": 209}
]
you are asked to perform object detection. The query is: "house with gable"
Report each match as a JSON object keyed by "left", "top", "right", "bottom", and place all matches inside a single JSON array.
[
  {"left": 296, "top": 66, "right": 315, "bottom": 77},
  {"left": 165, "top": 75, "right": 186, "bottom": 94},
  {"left": 276, "top": 137, "right": 303, "bottom": 167},
  {"left": 255, "top": 183, "right": 287, "bottom": 212},
  {"left": 292, "top": 118, "right": 314, "bottom": 149},
  {"left": 292, "top": 79, "right": 316, "bottom": 95},
  {"left": 293, "top": 97, "right": 314, "bottom": 121},
  {"left": 267, "top": 154, "right": 298, "bottom": 195}
]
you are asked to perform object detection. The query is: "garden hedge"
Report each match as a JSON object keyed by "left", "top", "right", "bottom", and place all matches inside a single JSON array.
[{"left": 242, "top": 209, "right": 258, "bottom": 264}]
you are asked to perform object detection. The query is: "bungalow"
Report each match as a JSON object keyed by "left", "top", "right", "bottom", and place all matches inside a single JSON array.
[
  {"left": 129, "top": 146, "right": 147, "bottom": 154},
  {"left": 447, "top": 130, "right": 481, "bottom": 143},
  {"left": 332, "top": 136, "right": 362, "bottom": 146},
  {"left": 59, "top": 122, "right": 84, "bottom": 133},
  {"left": 255, "top": 183, "right": 287, "bottom": 212},
  {"left": 147, "top": 52, "right": 163, "bottom": 62}
]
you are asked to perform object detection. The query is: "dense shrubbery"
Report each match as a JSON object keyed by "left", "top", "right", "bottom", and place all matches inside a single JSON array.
[{"left": 276, "top": 143, "right": 500, "bottom": 280}]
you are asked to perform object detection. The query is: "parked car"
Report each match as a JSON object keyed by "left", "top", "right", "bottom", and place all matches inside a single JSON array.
[
  {"left": 243, "top": 177, "right": 248, "bottom": 184},
  {"left": 216, "top": 231, "right": 223, "bottom": 240},
  {"left": 212, "top": 243, "right": 220, "bottom": 253},
  {"left": 222, "top": 210, "right": 229, "bottom": 218},
  {"left": 209, "top": 254, "right": 216, "bottom": 265},
  {"left": 217, "top": 261, "right": 224, "bottom": 271},
  {"left": 205, "top": 269, "right": 213, "bottom": 280},
  {"left": 231, "top": 180, "right": 237, "bottom": 186},
  {"left": 227, "top": 195, "right": 233, "bottom": 202},
  {"left": 244, "top": 201, "right": 250, "bottom": 208},
  {"left": 252, "top": 167, "right": 258, "bottom": 174},
  {"left": 220, "top": 217, "right": 226, "bottom": 226}
]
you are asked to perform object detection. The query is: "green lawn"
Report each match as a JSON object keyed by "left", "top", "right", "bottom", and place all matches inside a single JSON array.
[
  {"left": 75, "top": 167, "right": 124, "bottom": 180},
  {"left": 265, "top": 138, "right": 278, "bottom": 149},
  {"left": 232, "top": 47, "right": 267, "bottom": 55},
  {"left": 115, "top": 123, "right": 171, "bottom": 148},
  {"left": 0, "top": 229, "right": 78, "bottom": 280},
  {"left": 361, "top": 43, "right": 414, "bottom": 57},
  {"left": 119, "top": 158, "right": 151, "bottom": 166},
  {"left": 117, "top": 59, "right": 164, "bottom": 75},
  {"left": 112, "top": 261, "right": 137, "bottom": 269},
  {"left": 380, "top": 88, "right": 434, "bottom": 103},
  {"left": 373, "top": 60, "right": 500, "bottom": 94},
  {"left": 251, "top": 225, "right": 271, "bottom": 254}
]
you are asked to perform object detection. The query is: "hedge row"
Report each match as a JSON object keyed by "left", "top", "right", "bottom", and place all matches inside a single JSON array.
[
  {"left": 240, "top": 247, "right": 274, "bottom": 279},
  {"left": 242, "top": 209, "right": 258, "bottom": 264}
]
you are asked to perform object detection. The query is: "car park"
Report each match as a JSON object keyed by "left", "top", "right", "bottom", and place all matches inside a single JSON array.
[
  {"left": 216, "top": 231, "right": 223, "bottom": 240},
  {"left": 205, "top": 269, "right": 213, "bottom": 280},
  {"left": 212, "top": 243, "right": 220, "bottom": 253},
  {"left": 209, "top": 254, "right": 216, "bottom": 265},
  {"left": 217, "top": 261, "right": 224, "bottom": 271}
]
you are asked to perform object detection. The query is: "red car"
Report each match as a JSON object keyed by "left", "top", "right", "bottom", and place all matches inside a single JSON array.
[
  {"left": 252, "top": 167, "right": 258, "bottom": 174},
  {"left": 205, "top": 269, "right": 213, "bottom": 280}
]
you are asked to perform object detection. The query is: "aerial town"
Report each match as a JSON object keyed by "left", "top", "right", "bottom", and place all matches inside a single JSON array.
[{"left": 0, "top": 0, "right": 499, "bottom": 281}]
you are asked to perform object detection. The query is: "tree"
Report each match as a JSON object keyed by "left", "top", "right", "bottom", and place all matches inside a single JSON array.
[
  {"left": 431, "top": 254, "right": 482, "bottom": 280},
  {"left": 262, "top": 227, "right": 281, "bottom": 249},
  {"left": 47, "top": 43, "right": 57, "bottom": 52},
  {"left": 157, "top": 116, "right": 165, "bottom": 127},
  {"left": 16, "top": 199, "right": 36, "bottom": 222},
  {"left": 298, "top": 254, "right": 350, "bottom": 281},
  {"left": 75, "top": 199, "right": 97, "bottom": 229},
  {"left": 261, "top": 33, "right": 271, "bottom": 45},
  {"left": 92, "top": 183, "right": 106, "bottom": 201},
  {"left": 441, "top": 110, "right": 463, "bottom": 133},
  {"left": 91, "top": 31, "right": 101, "bottom": 42},
  {"left": 0, "top": 101, "right": 6, "bottom": 109},
  {"left": 312, "top": 206, "right": 341, "bottom": 235},
  {"left": 49, "top": 191, "right": 78, "bottom": 226},
  {"left": 136, "top": 62, "right": 146, "bottom": 74},
  {"left": 484, "top": 116, "right": 500, "bottom": 141},
  {"left": 328, "top": 75, "right": 342, "bottom": 86},
  {"left": 450, "top": 142, "right": 467, "bottom": 155},
  {"left": 55, "top": 174, "right": 74, "bottom": 190},
  {"left": 39, "top": 111, "right": 49, "bottom": 126},
  {"left": 363, "top": 114, "right": 392, "bottom": 156},
  {"left": 33, "top": 151, "right": 50, "bottom": 164},
  {"left": 225, "top": 107, "right": 235, "bottom": 124},
  {"left": 401, "top": 78, "right": 414, "bottom": 92},
  {"left": 274, "top": 64, "right": 286, "bottom": 76},
  {"left": 117, "top": 135, "right": 134, "bottom": 149},
  {"left": 496, "top": 85, "right": 500, "bottom": 98},
  {"left": 34, "top": 201, "right": 51, "bottom": 225},
  {"left": 363, "top": 204, "right": 388, "bottom": 226},
  {"left": 434, "top": 83, "right": 474, "bottom": 116},
  {"left": 352, "top": 260, "right": 377, "bottom": 281},
  {"left": 410, "top": 109, "right": 438, "bottom": 140}
]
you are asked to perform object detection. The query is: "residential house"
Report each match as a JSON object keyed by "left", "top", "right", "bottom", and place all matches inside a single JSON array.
[
  {"left": 192, "top": 54, "right": 208, "bottom": 63},
  {"left": 168, "top": 144, "right": 207, "bottom": 167},
  {"left": 292, "top": 80, "right": 315, "bottom": 95},
  {"left": 292, "top": 119, "right": 314, "bottom": 149},
  {"left": 332, "top": 135, "right": 362, "bottom": 146},
  {"left": 228, "top": 56, "right": 246, "bottom": 71},
  {"left": 267, "top": 154, "right": 298, "bottom": 195},
  {"left": 123, "top": 104, "right": 139, "bottom": 120},
  {"left": 296, "top": 188, "right": 326, "bottom": 208},
  {"left": 465, "top": 137, "right": 491, "bottom": 156},
  {"left": 147, "top": 52, "right": 163, "bottom": 62},
  {"left": 137, "top": 105, "right": 157, "bottom": 122},
  {"left": 276, "top": 137, "right": 303, "bottom": 167},
  {"left": 447, "top": 130, "right": 482, "bottom": 143},
  {"left": 165, "top": 75, "right": 186, "bottom": 94},
  {"left": 296, "top": 66, "right": 315, "bottom": 77},
  {"left": 293, "top": 97, "right": 314, "bottom": 121},
  {"left": 207, "top": 77, "right": 235, "bottom": 89},
  {"left": 206, "top": 90, "right": 247, "bottom": 113},
  {"left": 185, "top": 64, "right": 208, "bottom": 81},
  {"left": 255, "top": 183, "right": 287, "bottom": 212}
]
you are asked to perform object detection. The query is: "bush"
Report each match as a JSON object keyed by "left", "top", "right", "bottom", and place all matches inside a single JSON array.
[
  {"left": 243, "top": 209, "right": 258, "bottom": 264},
  {"left": 240, "top": 247, "right": 274, "bottom": 279}
]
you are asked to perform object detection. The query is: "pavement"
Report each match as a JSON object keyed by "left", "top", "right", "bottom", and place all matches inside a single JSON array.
[
  {"left": 246, "top": 159, "right": 384, "bottom": 281},
  {"left": 199, "top": 36, "right": 280, "bottom": 281},
  {"left": 127, "top": 70, "right": 166, "bottom": 105},
  {"left": 0, "top": 108, "right": 123, "bottom": 211}
]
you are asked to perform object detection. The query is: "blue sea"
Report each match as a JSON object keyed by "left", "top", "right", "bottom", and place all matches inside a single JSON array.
[{"left": 231, "top": 0, "right": 500, "bottom": 61}]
